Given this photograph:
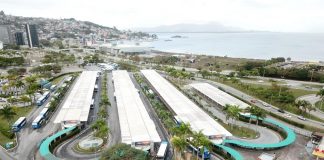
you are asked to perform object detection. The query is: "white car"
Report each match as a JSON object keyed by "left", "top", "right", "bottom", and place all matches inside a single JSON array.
[
  {"left": 284, "top": 113, "right": 292, "bottom": 118},
  {"left": 298, "top": 116, "right": 306, "bottom": 121}
]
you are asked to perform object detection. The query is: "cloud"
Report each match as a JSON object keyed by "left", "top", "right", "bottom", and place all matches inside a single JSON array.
[{"left": 1, "top": 0, "right": 324, "bottom": 32}]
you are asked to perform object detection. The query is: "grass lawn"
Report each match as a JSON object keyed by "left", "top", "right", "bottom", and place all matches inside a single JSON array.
[
  {"left": 0, "top": 106, "right": 33, "bottom": 148},
  {"left": 221, "top": 122, "right": 259, "bottom": 139},
  {"left": 316, "top": 101, "right": 324, "bottom": 112},
  {"left": 217, "top": 80, "right": 324, "bottom": 122},
  {"left": 51, "top": 76, "right": 65, "bottom": 85}
]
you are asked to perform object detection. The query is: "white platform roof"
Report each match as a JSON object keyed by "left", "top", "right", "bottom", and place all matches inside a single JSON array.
[
  {"left": 141, "top": 70, "right": 232, "bottom": 139},
  {"left": 112, "top": 70, "right": 161, "bottom": 145},
  {"left": 54, "top": 71, "right": 98, "bottom": 124},
  {"left": 190, "top": 83, "right": 250, "bottom": 109}
]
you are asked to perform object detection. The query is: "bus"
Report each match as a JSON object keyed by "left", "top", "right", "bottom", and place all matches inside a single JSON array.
[
  {"left": 36, "top": 91, "right": 51, "bottom": 106},
  {"left": 90, "top": 99, "right": 95, "bottom": 109},
  {"left": 32, "top": 115, "right": 44, "bottom": 129},
  {"left": 39, "top": 107, "right": 50, "bottom": 119},
  {"left": 50, "top": 85, "right": 57, "bottom": 91},
  {"left": 94, "top": 84, "right": 98, "bottom": 92},
  {"left": 156, "top": 141, "right": 168, "bottom": 160},
  {"left": 187, "top": 138, "right": 210, "bottom": 159},
  {"left": 174, "top": 116, "right": 182, "bottom": 127},
  {"left": 12, "top": 117, "right": 27, "bottom": 132}
]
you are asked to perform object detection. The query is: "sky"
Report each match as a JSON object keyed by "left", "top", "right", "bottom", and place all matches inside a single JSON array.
[{"left": 1, "top": 0, "right": 324, "bottom": 32}]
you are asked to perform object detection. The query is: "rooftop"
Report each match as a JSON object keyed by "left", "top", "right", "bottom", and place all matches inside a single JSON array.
[
  {"left": 54, "top": 71, "right": 98, "bottom": 124},
  {"left": 190, "top": 83, "right": 250, "bottom": 109},
  {"left": 113, "top": 70, "right": 161, "bottom": 145},
  {"left": 141, "top": 70, "right": 232, "bottom": 140}
]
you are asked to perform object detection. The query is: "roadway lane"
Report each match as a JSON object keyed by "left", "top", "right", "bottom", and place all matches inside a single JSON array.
[
  {"left": 185, "top": 87, "right": 281, "bottom": 144},
  {"left": 196, "top": 78, "right": 315, "bottom": 136},
  {"left": 107, "top": 72, "right": 121, "bottom": 147},
  {"left": 297, "top": 94, "right": 324, "bottom": 119},
  {"left": 11, "top": 75, "right": 76, "bottom": 160}
]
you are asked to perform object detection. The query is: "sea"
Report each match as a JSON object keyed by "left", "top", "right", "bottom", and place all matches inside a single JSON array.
[{"left": 146, "top": 32, "right": 324, "bottom": 61}]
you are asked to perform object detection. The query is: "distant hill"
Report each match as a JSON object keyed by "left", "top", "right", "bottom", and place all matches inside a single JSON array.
[{"left": 134, "top": 22, "right": 249, "bottom": 33}]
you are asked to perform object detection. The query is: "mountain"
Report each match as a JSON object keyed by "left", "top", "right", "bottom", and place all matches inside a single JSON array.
[{"left": 134, "top": 22, "right": 248, "bottom": 33}]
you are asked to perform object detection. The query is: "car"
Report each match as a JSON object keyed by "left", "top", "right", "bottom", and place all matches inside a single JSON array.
[
  {"left": 250, "top": 99, "right": 257, "bottom": 103},
  {"left": 298, "top": 116, "right": 306, "bottom": 121},
  {"left": 278, "top": 109, "right": 285, "bottom": 113},
  {"left": 284, "top": 113, "right": 292, "bottom": 118}
]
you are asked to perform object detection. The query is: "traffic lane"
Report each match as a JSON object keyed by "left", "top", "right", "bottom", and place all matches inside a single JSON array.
[
  {"left": 197, "top": 78, "right": 321, "bottom": 134},
  {"left": 107, "top": 72, "right": 121, "bottom": 146},
  {"left": 15, "top": 75, "right": 79, "bottom": 160}
]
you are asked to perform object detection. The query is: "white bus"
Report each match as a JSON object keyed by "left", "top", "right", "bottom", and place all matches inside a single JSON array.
[
  {"left": 32, "top": 115, "right": 44, "bottom": 129},
  {"left": 94, "top": 84, "right": 98, "bottom": 92},
  {"left": 40, "top": 107, "right": 50, "bottom": 119},
  {"left": 90, "top": 99, "right": 95, "bottom": 109},
  {"left": 12, "top": 117, "right": 27, "bottom": 132},
  {"left": 156, "top": 141, "right": 168, "bottom": 160}
]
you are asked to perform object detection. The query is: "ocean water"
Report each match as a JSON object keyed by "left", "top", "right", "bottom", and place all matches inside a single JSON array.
[{"left": 148, "top": 32, "right": 324, "bottom": 61}]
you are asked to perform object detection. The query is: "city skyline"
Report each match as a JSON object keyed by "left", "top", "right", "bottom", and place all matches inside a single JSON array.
[{"left": 1, "top": 0, "right": 324, "bottom": 33}]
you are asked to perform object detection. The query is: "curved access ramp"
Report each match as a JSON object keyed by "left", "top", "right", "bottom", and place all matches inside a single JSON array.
[
  {"left": 39, "top": 126, "right": 77, "bottom": 160},
  {"left": 223, "top": 115, "right": 296, "bottom": 150},
  {"left": 213, "top": 144, "right": 244, "bottom": 160}
]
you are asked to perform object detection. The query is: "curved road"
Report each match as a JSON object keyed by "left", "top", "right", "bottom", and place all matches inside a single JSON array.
[
  {"left": 185, "top": 87, "right": 281, "bottom": 144},
  {"left": 297, "top": 94, "right": 324, "bottom": 119},
  {"left": 196, "top": 78, "right": 315, "bottom": 136}
]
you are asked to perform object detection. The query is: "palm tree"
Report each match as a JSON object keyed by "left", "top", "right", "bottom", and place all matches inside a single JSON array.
[
  {"left": 295, "top": 100, "right": 311, "bottom": 115},
  {"left": 192, "top": 131, "right": 211, "bottom": 160},
  {"left": 171, "top": 136, "right": 187, "bottom": 160},
  {"left": 0, "top": 104, "right": 17, "bottom": 126},
  {"left": 223, "top": 104, "right": 241, "bottom": 128},
  {"left": 172, "top": 123, "right": 191, "bottom": 137},
  {"left": 317, "top": 89, "right": 324, "bottom": 109},
  {"left": 249, "top": 106, "right": 266, "bottom": 126},
  {"left": 19, "top": 95, "right": 32, "bottom": 106}
]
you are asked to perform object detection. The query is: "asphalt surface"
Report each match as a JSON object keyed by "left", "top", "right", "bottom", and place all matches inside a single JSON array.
[
  {"left": 297, "top": 94, "right": 324, "bottom": 119},
  {"left": 53, "top": 67, "right": 102, "bottom": 159},
  {"left": 196, "top": 78, "right": 315, "bottom": 136},
  {"left": 129, "top": 73, "right": 173, "bottom": 159},
  {"left": 9, "top": 75, "right": 75, "bottom": 160},
  {"left": 184, "top": 87, "right": 281, "bottom": 144},
  {"left": 106, "top": 72, "right": 121, "bottom": 147}
]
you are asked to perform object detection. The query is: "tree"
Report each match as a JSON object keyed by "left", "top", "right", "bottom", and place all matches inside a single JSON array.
[
  {"left": 223, "top": 104, "right": 241, "bottom": 128},
  {"left": 248, "top": 106, "right": 266, "bottom": 126},
  {"left": 0, "top": 104, "right": 17, "bottom": 126},
  {"left": 192, "top": 131, "right": 211, "bottom": 160},
  {"left": 317, "top": 89, "right": 324, "bottom": 109},
  {"left": 20, "top": 95, "right": 32, "bottom": 106},
  {"left": 295, "top": 100, "right": 312, "bottom": 115},
  {"left": 171, "top": 136, "right": 187, "bottom": 160}
]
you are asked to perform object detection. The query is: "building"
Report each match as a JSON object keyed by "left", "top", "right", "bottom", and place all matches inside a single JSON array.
[
  {"left": 54, "top": 71, "right": 98, "bottom": 129},
  {"left": 25, "top": 24, "right": 39, "bottom": 48},
  {"left": 112, "top": 70, "right": 161, "bottom": 151},
  {"left": 0, "top": 41, "right": 3, "bottom": 50},
  {"left": 0, "top": 25, "right": 13, "bottom": 44},
  {"left": 14, "top": 32, "right": 25, "bottom": 45},
  {"left": 141, "top": 70, "right": 232, "bottom": 144},
  {"left": 190, "top": 83, "right": 250, "bottom": 109}
]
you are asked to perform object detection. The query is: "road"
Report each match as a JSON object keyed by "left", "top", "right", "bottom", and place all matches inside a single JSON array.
[
  {"left": 53, "top": 67, "right": 102, "bottom": 159},
  {"left": 9, "top": 75, "right": 76, "bottom": 160},
  {"left": 196, "top": 78, "right": 316, "bottom": 136},
  {"left": 185, "top": 88, "right": 281, "bottom": 144},
  {"left": 297, "top": 94, "right": 324, "bottom": 120},
  {"left": 129, "top": 73, "right": 173, "bottom": 159},
  {"left": 106, "top": 72, "right": 121, "bottom": 147}
]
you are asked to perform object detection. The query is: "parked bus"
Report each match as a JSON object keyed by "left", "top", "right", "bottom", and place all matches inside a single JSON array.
[
  {"left": 39, "top": 107, "right": 50, "bottom": 119},
  {"left": 94, "top": 84, "right": 98, "bottom": 92},
  {"left": 36, "top": 91, "right": 51, "bottom": 106},
  {"left": 50, "top": 85, "right": 57, "bottom": 91},
  {"left": 156, "top": 141, "right": 168, "bottom": 160},
  {"left": 12, "top": 117, "right": 27, "bottom": 132},
  {"left": 187, "top": 138, "right": 210, "bottom": 159},
  {"left": 174, "top": 116, "right": 182, "bottom": 127},
  {"left": 90, "top": 99, "right": 95, "bottom": 109},
  {"left": 32, "top": 115, "right": 44, "bottom": 129}
]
